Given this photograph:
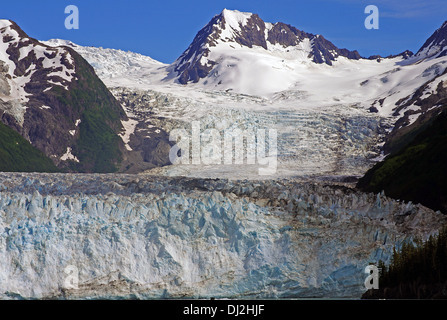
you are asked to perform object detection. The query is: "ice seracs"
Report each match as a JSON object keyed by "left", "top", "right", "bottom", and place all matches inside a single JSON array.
[{"left": 0, "top": 173, "right": 445, "bottom": 299}]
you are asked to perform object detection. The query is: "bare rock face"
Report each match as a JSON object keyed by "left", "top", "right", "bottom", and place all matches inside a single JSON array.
[
  {"left": 234, "top": 13, "right": 268, "bottom": 49},
  {"left": 169, "top": 14, "right": 222, "bottom": 85},
  {"left": 169, "top": 9, "right": 362, "bottom": 84},
  {"left": 108, "top": 88, "right": 176, "bottom": 173}
]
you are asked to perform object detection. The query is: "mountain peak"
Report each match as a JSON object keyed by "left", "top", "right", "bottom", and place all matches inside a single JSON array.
[
  {"left": 169, "top": 9, "right": 362, "bottom": 85},
  {"left": 416, "top": 20, "right": 447, "bottom": 59},
  {"left": 0, "top": 19, "right": 12, "bottom": 29},
  {"left": 220, "top": 9, "right": 253, "bottom": 28}
]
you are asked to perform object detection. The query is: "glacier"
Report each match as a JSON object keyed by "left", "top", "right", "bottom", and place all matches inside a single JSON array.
[
  {"left": 3, "top": 14, "right": 446, "bottom": 300},
  {"left": 111, "top": 87, "right": 391, "bottom": 179},
  {"left": 0, "top": 172, "right": 445, "bottom": 299}
]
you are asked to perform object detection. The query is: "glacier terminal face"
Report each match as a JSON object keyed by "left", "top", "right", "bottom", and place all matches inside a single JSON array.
[{"left": 0, "top": 173, "right": 445, "bottom": 299}]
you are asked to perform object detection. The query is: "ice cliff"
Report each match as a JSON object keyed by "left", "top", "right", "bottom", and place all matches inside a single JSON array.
[{"left": 0, "top": 173, "right": 445, "bottom": 299}]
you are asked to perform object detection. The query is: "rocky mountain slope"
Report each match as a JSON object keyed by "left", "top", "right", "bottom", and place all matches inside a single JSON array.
[
  {"left": 0, "top": 20, "right": 127, "bottom": 172},
  {"left": 0, "top": 20, "right": 174, "bottom": 173},
  {"left": 0, "top": 121, "right": 58, "bottom": 172},
  {"left": 416, "top": 21, "right": 447, "bottom": 60},
  {"left": 380, "top": 21, "right": 447, "bottom": 153}
]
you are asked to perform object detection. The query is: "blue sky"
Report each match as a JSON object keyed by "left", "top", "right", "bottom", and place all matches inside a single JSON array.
[{"left": 2, "top": 0, "right": 447, "bottom": 63}]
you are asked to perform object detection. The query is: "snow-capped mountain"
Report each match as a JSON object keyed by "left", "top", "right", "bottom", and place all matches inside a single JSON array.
[
  {"left": 168, "top": 9, "right": 362, "bottom": 85},
  {"left": 49, "top": 10, "right": 446, "bottom": 117},
  {"left": 53, "top": 9, "right": 445, "bottom": 115},
  {"left": 38, "top": 11, "right": 447, "bottom": 179},
  {"left": 0, "top": 20, "right": 77, "bottom": 127},
  {"left": 0, "top": 19, "right": 129, "bottom": 172},
  {"left": 364, "top": 21, "right": 447, "bottom": 144},
  {"left": 164, "top": 9, "right": 390, "bottom": 97}
]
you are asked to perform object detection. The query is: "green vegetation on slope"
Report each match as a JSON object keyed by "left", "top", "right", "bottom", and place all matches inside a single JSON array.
[
  {"left": 51, "top": 49, "right": 126, "bottom": 173},
  {"left": 75, "top": 107, "right": 122, "bottom": 173},
  {"left": 363, "top": 225, "right": 447, "bottom": 299},
  {"left": 357, "top": 108, "right": 447, "bottom": 214},
  {"left": 0, "top": 122, "right": 58, "bottom": 172}
]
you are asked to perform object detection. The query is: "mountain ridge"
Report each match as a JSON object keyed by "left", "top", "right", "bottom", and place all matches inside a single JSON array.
[
  {"left": 169, "top": 9, "right": 365, "bottom": 84},
  {"left": 0, "top": 19, "right": 128, "bottom": 172}
]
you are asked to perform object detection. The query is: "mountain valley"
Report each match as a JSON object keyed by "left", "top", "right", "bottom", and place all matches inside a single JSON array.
[{"left": 1, "top": 9, "right": 447, "bottom": 299}]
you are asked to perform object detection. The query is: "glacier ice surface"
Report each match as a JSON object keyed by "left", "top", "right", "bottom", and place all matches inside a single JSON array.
[{"left": 0, "top": 173, "right": 445, "bottom": 299}]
